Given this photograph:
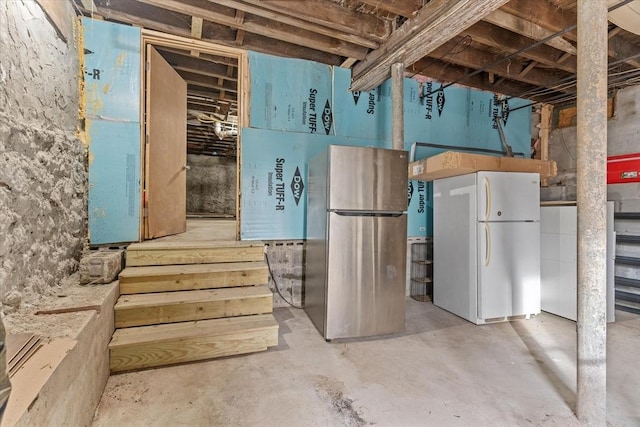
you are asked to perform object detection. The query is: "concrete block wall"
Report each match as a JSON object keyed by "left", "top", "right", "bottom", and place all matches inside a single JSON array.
[
  {"left": 186, "top": 154, "right": 236, "bottom": 215},
  {"left": 0, "top": 1, "right": 86, "bottom": 313},
  {"left": 543, "top": 85, "right": 640, "bottom": 206},
  {"left": 264, "top": 241, "right": 304, "bottom": 308}
]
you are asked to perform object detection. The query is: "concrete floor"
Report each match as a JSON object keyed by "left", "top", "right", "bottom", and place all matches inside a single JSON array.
[{"left": 92, "top": 300, "right": 640, "bottom": 426}]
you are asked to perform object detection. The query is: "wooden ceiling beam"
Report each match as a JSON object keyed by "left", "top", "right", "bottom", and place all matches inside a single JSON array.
[
  {"left": 352, "top": 0, "right": 424, "bottom": 18},
  {"left": 156, "top": 50, "right": 238, "bottom": 80},
  {"left": 138, "top": 0, "right": 369, "bottom": 59},
  {"left": 500, "top": 0, "right": 577, "bottom": 40},
  {"left": 179, "top": 70, "right": 238, "bottom": 92},
  {"left": 409, "top": 57, "right": 552, "bottom": 103},
  {"left": 208, "top": 0, "right": 379, "bottom": 48},
  {"left": 351, "top": 0, "right": 510, "bottom": 92},
  {"left": 157, "top": 46, "right": 238, "bottom": 67},
  {"left": 427, "top": 39, "right": 573, "bottom": 92},
  {"left": 502, "top": 0, "right": 640, "bottom": 68},
  {"left": 483, "top": 9, "right": 576, "bottom": 54},
  {"left": 239, "top": 0, "right": 390, "bottom": 42},
  {"left": 93, "top": 6, "right": 191, "bottom": 36},
  {"left": 240, "top": 32, "right": 342, "bottom": 65},
  {"left": 463, "top": 21, "right": 577, "bottom": 73},
  {"left": 174, "top": 65, "right": 236, "bottom": 81}
]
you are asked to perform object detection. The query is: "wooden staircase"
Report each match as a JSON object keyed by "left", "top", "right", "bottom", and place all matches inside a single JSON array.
[{"left": 109, "top": 240, "right": 279, "bottom": 373}]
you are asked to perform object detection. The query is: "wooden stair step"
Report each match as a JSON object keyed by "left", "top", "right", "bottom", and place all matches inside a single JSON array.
[
  {"left": 109, "top": 314, "right": 279, "bottom": 372},
  {"left": 119, "top": 262, "right": 268, "bottom": 294},
  {"left": 115, "top": 285, "right": 273, "bottom": 328},
  {"left": 126, "top": 240, "right": 264, "bottom": 267}
]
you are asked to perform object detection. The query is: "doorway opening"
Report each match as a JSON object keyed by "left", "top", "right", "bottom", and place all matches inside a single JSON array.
[{"left": 141, "top": 31, "right": 247, "bottom": 241}]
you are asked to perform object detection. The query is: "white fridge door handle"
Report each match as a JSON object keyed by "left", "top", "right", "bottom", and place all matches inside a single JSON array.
[
  {"left": 484, "top": 222, "right": 491, "bottom": 267},
  {"left": 483, "top": 176, "right": 491, "bottom": 220}
]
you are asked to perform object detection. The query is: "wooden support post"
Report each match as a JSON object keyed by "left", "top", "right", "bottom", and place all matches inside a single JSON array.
[
  {"left": 391, "top": 63, "right": 404, "bottom": 151},
  {"left": 540, "top": 104, "right": 552, "bottom": 187}
]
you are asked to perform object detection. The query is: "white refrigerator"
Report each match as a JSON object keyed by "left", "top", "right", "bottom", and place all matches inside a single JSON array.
[{"left": 433, "top": 171, "right": 540, "bottom": 324}]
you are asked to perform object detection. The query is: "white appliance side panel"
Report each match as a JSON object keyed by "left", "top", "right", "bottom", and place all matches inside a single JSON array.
[
  {"left": 434, "top": 174, "right": 478, "bottom": 322},
  {"left": 539, "top": 204, "right": 615, "bottom": 323},
  {"left": 540, "top": 206, "right": 578, "bottom": 320},
  {"left": 477, "top": 221, "right": 541, "bottom": 319},
  {"left": 477, "top": 172, "right": 540, "bottom": 222}
]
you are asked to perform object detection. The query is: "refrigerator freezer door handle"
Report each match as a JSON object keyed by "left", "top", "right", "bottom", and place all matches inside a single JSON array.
[
  {"left": 483, "top": 176, "right": 491, "bottom": 220},
  {"left": 484, "top": 222, "right": 491, "bottom": 267}
]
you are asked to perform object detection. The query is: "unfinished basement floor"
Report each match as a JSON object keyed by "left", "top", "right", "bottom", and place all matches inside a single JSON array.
[{"left": 92, "top": 300, "right": 640, "bottom": 426}]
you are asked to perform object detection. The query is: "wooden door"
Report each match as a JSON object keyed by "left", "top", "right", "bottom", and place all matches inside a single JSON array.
[{"left": 144, "top": 46, "right": 187, "bottom": 239}]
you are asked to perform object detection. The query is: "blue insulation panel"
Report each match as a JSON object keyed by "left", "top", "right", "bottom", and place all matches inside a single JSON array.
[
  {"left": 332, "top": 67, "right": 392, "bottom": 140},
  {"left": 241, "top": 128, "right": 386, "bottom": 240},
  {"left": 83, "top": 18, "right": 141, "bottom": 244},
  {"left": 88, "top": 121, "right": 141, "bottom": 244},
  {"left": 248, "top": 53, "right": 334, "bottom": 134},
  {"left": 243, "top": 54, "right": 532, "bottom": 240}
]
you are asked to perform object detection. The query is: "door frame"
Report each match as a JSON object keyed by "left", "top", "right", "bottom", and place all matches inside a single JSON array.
[{"left": 140, "top": 29, "right": 249, "bottom": 241}]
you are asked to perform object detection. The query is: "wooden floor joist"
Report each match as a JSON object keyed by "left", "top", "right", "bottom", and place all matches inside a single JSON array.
[
  {"left": 109, "top": 314, "right": 279, "bottom": 372},
  {"left": 119, "top": 261, "right": 268, "bottom": 294},
  {"left": 114, "top": 285, "right": 273, "bottom": 328}
]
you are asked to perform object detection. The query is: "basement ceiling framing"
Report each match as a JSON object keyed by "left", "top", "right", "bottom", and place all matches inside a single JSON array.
[{"left": 75, "top": 0, "right": 640, "bottom": 106}]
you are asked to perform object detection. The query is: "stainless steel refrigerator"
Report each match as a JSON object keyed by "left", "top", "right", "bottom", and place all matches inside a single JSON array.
[
  {"left": 305, "top": 145, "right": 408, "bottom": 340},
  {"left": 433, "top": 171, "right": 540, "bottom": 325}
]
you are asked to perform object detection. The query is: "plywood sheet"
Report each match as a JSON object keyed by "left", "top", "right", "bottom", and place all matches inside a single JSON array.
[
  {"left": 2, "top": 338, "right": 76, "bottom": 427},
  {"left": 35, "top": 0, "right": 72, "bottom": 42},
  {"left": 145, "top": 46, "right": 187, "bottom": 239},
  {"left": 409, "top": 151, "right": 557, "bottom": 182}
]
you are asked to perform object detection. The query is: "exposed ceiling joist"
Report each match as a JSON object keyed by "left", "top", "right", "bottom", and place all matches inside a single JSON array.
[
  {"left": 483, "top": 9, "right": 576, "bottom": 55},
  {"left": 425, "top": 38, "right": 572, "bottom": 92},
  {"left": 157, "top": 46, "right": 238, "bottom": 67},
  {"left": 503, "top": 0, "right": 640, "bottom": 68},
  {"left": 356, "top": 0, "right": 424, "bottom": 18},
  {"left": 463, "top": 22, "right": 577, "bottom": 74},
  {"left": 138, "top": 0, "right": 370, "bottom": 59},
  {"left": 240, "top": 0, "right": 390, "bottom": 42},
  {"left": 409, "top": 57, "right": 548, "bottom": 102},
  {"left": 208, "top": 0, "right": 379, "bottom": 49},
  {"left": 351, "top": 0, "right": 511, "bottom": 92}
]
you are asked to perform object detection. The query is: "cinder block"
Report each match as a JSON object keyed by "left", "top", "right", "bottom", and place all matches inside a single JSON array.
[{"left": 79, "top": 250, "right": 124, "bottom": 285}]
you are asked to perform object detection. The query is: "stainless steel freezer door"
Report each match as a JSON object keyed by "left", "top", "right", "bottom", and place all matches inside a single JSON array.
[
  {"left": 325, "top": 212, "right": 407, "bottom": 339},
  {"left": 476, "top": 172, "right": 540, "bottom": 222},
  {"left": 477, "top": 221, "right": 541, "bottom": 319},
  {"left": 327, "top": 146, "right": 408, "bottom": 212}
]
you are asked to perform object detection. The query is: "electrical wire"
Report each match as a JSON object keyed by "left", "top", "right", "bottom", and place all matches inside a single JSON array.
[{"left": 264, "top": 251, "right": 303, "bottom": 309}]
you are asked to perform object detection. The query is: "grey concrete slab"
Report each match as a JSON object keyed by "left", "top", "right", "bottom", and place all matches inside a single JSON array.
[{"left": 92, "top": 300, "right": 640, "bottom": 426}]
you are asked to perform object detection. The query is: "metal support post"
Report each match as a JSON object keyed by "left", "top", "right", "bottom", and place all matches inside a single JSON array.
[{"left": 576, "top": 0, "right": 608, "bottom": 424}]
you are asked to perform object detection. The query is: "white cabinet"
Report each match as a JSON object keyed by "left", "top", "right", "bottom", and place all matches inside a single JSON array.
[{"left": 540, "top": 203, "right": 615, "bottom": 322}]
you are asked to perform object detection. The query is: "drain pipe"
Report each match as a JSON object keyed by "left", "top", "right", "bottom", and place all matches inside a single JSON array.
[
  {"left": 576, "top": 0, "right": 608, "bottom": 425},
  {"left": 391, "top": 63, "right": 404, "bottom": 151}
]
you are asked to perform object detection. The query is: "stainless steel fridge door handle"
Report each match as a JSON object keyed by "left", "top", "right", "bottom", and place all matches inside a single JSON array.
[
  {"left": 484, "top": 222, "right": 491, "bottom": 267},
  {"left": 483, "top": 176, "right": 491, "bottom": 220}
]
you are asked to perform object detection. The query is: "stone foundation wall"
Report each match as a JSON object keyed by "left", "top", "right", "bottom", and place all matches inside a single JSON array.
[
  {"left": 186, "top": 154, "right": 236, "bottom": 215},
  {"left": 0, "top": 1, "right": 86, "bottom": 313}
]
